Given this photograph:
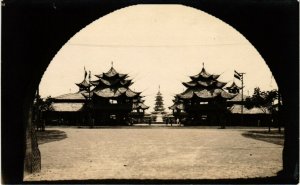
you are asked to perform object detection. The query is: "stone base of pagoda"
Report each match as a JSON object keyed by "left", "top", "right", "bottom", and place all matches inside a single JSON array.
[{"left": 155, "top": 113, "right": 163, "bottom": 123}]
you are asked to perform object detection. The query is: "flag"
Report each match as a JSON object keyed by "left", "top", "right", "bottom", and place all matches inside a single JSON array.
[
  {"left": 234, "top": 70, "right": 242, "bottom": 80},
  {"left": 84, "top": 67, "right": 87, "bottom": 80}
]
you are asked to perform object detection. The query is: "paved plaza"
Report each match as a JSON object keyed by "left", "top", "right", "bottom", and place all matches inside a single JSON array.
[{"left": 25, "top": 127, "right": 283, "bottom": 181}]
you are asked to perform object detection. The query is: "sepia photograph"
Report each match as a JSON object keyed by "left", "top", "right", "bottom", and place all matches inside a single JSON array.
[{"left": 2, "top": 0, "right": 299, "bottom": 184}]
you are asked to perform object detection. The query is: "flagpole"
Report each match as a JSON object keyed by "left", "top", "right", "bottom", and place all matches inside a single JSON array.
[
  {"left": 241, "top": 73, "right": 245, "bottom": 125},
  {"left": 234, "top": 70, "right": 245, "bottom": 124},
  {"left": 241, "top": 73, "right": 244, "bottom": 115},
  {"left": 88, "top": 70, "right": 93, "bottom": 128}
]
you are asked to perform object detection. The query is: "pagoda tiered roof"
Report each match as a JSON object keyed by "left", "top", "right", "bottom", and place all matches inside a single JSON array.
[
  {"left": 90, "top": 66, "right": 141, "bottom": 99},
  {"left": 132, "top": 96, "right": 149, "bottom": 110},
  {"left": 133, "top": 102, "right": 149, "bottom": 110},
  {"left": 75, "top": 79, "right": 89, "bottom": 89},
  {"left": 90, "top": 78, "right": 133, "bottom": 88},
  {"left": 169, "top": 102, "right": 185, "bottom": 110},
  {"left": 75, "top": 69, "right": 91, "bottom": 92},
  {"left": 177, "top": 88, "right": 235, "bottom": 99},
  {"left": 189, "top": 67, "right": 220, "bottom": 81},
  {"left": 182, "top": 80, "right": 226, "bottom": 88},
  {"left": 225, "top": 81, "right": 243, "bottom": 94},
  {"left": 94, "top": 67, "right": 127, "bottom": 79},
  {"left": 225, "top": 82, "right": 242, "bottom": 90},
  {"left": 177, "top": 67, "right": 236, "bottom": 100}
]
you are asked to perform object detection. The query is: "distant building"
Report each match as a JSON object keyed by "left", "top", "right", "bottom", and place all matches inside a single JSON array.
[
  {"left": 46, "top": 66, "right": 148, "bottom": 125},
  {"left": 151, "top": 87, "right": 166, "bottom": 123},
  {"left": 169, "top": 65, "right": 236, "bottom": 126},
  {"left": 130, "top": 96, "right": 150, "bottom": 124},
  {"left": 45, "top": 77, "right": 88, "bottom": 125},
  {"left": 225, "top": 81, "right": 242, "bottom": 94},
  {"left": 225, "top": 82, "right": 271, "bottom": 126}
]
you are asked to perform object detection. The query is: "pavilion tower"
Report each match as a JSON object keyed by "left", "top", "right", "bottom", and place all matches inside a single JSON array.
[
  {"left": 170, "top": 64, "right": 236, "bottom": 125},
  {"left": 225, "top": 82, "right": 242, "bottom": 94},
  {"left": 75, "top": 68, "right": 90, "bottom": 92},
  {"left": 83, "top": 65, "right": 148, "bottom": 125},
  {"left": 131, "top": 95, "right": 150, "bottom": 123}
]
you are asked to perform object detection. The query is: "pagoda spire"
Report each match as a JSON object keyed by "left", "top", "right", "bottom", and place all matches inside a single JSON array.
[
  {"left": 111, "top": 61, "right": 114, "bottom": 68},
  {"left": 153, "top": 86, "right": 165, "bottom": 113},
  {"left": 202, "top": 62, "right": 204, "bottom": 68}
]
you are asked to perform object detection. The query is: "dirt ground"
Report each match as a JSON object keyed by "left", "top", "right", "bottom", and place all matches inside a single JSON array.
[{"left": 24, "top": 127, "right": 283, "bottom": 181}]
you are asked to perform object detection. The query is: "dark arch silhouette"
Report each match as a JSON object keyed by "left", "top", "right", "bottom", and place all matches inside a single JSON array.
[{"left": 2, "top": 0, "right": 298, "bottom": 183}]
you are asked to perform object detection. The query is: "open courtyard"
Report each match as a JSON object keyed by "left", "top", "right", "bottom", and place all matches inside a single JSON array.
[{"left": 24, "top": 127, "right": 283, "bottom": 181}]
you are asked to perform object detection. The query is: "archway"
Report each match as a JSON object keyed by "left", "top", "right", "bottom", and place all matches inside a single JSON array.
[{"left": 2, "top": 0, "right": 298, "bottom": 183}]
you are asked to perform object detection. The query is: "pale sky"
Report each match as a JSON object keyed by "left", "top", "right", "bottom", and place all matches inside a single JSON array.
[{"left": 39, "top": 4, "right": 277, "bottom": 113}]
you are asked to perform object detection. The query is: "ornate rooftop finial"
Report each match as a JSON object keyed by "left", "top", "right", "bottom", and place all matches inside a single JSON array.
[
  {"left": 84, "top": 66, "right": 87, "bottom": 80},
  {"left": 202, "top": 62, "right": 204, "bottom": 68},
  {"left": 111, "top": 61, "right": 114, "bottom": 68},
  {"left": 159, "top": 85, "right": 160, "bottom": 92}
]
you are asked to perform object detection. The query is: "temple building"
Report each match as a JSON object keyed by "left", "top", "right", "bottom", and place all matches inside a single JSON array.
[
  {"left": 45, "top": 65, "right": 148, "bottom": 125},
  {"left": 169, "top": 65, "right": 236, "bottom": 125},
  {"left": 45, "top": 71, "right": 88, "bottom": 125},
  {"left": 83, "top": 66, "right": 148, "bottom": 125},
  {"left": 225, "top": 81, "right": 248, "bottom": 106}
]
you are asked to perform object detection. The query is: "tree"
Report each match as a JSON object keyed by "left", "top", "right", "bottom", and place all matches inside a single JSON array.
[
  {"left": 33, "top": 95, "right": 53, "bottom": 131},
  {"left": 245, "top": 87, "right": 279, "bottom": 132}
]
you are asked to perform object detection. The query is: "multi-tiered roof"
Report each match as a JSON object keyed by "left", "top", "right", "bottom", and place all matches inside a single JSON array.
[
  {"left": 176, "top": 67, "right": 234, "bottom": 100},
  {"left": 153, "top": 87, "right": 165, "bottom": 113},
  {"left": 169, "top": 96, "right": 185, "bottom": 111},
  {"left": 83, "top": 67, "right": 140, "bottom": 99},
  {"left": 132, "top": 96, "right": 149, "bottom": 111},
  {"left": 170, "top": 65, "right": 236, "bottom": 125},
  {"left": 82, "top": 66, "right": 148, "bottom": 112},
  {"left": 225, "top": 82, "right": 242, "bottom": 94}
]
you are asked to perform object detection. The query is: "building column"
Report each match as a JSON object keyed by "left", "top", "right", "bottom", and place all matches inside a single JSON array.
[{"left": 24, "top": 104, "right": 41, "bottom": 175}]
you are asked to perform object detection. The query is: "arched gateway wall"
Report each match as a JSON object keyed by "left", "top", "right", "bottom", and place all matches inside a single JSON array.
[{"left": 2, "top": 0, "right": 298, "bottom": 183}]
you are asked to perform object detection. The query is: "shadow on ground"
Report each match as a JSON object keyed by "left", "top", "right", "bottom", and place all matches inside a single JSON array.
[
  {"left": 36, "top": 130, "right": 67, "bottom": 145},
  {"left": 242, "top": 130, "right": 284, "bottom": 146}
]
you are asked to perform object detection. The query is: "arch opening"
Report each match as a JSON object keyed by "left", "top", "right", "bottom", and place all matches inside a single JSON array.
[
  {"left": 25, "top": 4, "right": 284, "bottom": 181},
  {"left": 2, "top": 1, "right": 298, "bottom": 184}
]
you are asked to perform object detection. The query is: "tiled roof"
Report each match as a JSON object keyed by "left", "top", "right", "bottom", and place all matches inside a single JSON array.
[
  {"left": 169, "top": 103, "right": 185, "bottom": 110},
  {"left": 94, "top": 67, "right": 127, "bottom": 79},
  {"left": 53, "top": 92, "right": 86, "bottom": 100},
  {"left": 92, "top": 88, "right": 140, "bottom": 98},
  {"left": 228, "top": 93, "right": 249, "bottom": 102},
  {"left": 178, "top": 89, "right": 236, "bottom": 99},
  {"left": 229, "top": 104, "right": 270, "bottom": 114},
  {"left": 50, "top": 102, "right": 84, "bottom": 112},
  {"left": 75, "top": 79, "right": 89, "bottom": 87},
  {"left": 190, "top": 67, "right": 220, "bottom": 80},
  {"left": 133, "top": 102, "right": 149, "bottom": 110},
  {"left": 225, "top": 82, "right": 242, "bottom": 90}
]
